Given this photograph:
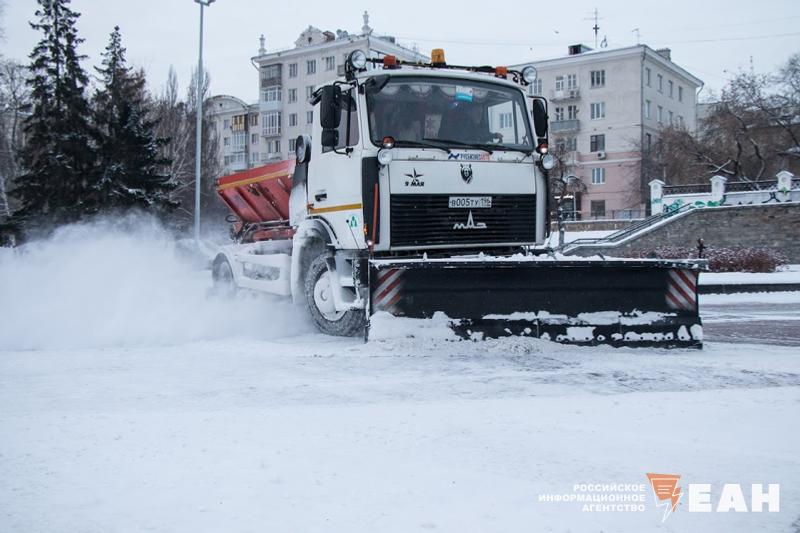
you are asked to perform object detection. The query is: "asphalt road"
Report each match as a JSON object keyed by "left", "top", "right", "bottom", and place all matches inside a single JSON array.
[{"left": 701, "top": 300, "right": 800, "bottom": 346}]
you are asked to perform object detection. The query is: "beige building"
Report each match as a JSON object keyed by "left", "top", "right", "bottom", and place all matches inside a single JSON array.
[
  {"left": 513, "top": 44, "right": 702, "bottom": 220},
  {"left": 208, "top": 13, "right": 425, "bottom": 176},
  {"left": 251, "top": 13, "right": 426, "bottom": 161}
]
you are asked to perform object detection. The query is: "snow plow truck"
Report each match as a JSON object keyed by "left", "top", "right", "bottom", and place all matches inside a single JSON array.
[{"left": 212, "top": 49, "right": 705, "bottom": 347}]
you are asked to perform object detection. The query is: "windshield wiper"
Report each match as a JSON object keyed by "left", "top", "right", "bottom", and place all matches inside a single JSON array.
[
  {"left": 423, "top": 137, "right": 494, "bottom": 154},
  {"left": 392, "top": 139, "right": 451, "bottom": 153},
  {"left": 430, "top": 138, "right": 536, "bottom": 157}
]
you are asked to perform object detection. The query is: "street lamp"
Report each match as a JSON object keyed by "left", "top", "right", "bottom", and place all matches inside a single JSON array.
[{"left": 194, "top": 0, "right": 215, "bottom": 243}]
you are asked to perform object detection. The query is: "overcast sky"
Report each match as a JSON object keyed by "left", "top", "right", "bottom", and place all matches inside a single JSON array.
[{"left": 2, "top": 0, "right": 799, "bottom": 102}]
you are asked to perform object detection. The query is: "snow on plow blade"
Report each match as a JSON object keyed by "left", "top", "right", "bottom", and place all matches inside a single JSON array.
[{"left": 369, "top": 257, "right": 707, "bottom": 348}]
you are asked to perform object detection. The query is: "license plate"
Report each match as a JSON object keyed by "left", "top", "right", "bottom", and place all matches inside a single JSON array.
[{"left": 448, "top": 196, "right": 492, "bottom": 208}]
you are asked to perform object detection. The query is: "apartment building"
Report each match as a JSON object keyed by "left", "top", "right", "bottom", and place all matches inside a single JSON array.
[
  {"left": 513, "top": 44, "right": 702, "bottom": 220},
  {"left": 252, "top": 13, "right": 426, "bottom": 162},
  {"left": 207, "top": 95, "right": 263, "bottom": 175}
]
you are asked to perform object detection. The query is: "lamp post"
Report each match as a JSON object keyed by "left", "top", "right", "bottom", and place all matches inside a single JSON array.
[{"left": 194, "top": 0, "right": 215, "bottom": 243}]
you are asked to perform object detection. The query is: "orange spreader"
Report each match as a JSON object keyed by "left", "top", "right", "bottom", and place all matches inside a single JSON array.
[{"left": 216, "top": 159, "right": 296, "bottom": 224}]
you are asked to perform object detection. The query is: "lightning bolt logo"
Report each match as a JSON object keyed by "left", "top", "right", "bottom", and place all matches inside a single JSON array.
[{"left": 646, "top": 473, "right": 682, "bottom": 522}]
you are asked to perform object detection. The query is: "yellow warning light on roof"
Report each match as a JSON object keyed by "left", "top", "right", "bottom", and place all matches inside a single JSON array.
[{"left": 431, "top": 48, "right": 446, "bottom": 65}]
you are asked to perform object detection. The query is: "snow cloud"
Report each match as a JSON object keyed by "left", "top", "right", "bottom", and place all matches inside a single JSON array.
[{"left": 0, "top": 215, "right": 312, "bottom": 350}]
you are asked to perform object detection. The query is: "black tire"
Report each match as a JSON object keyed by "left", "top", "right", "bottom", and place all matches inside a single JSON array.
[
  {"left": 304, "top": 253, "right": 366, "bottom": 337},
  {"left": 211, "top": 256, "right": 236, "bottom": 297}
]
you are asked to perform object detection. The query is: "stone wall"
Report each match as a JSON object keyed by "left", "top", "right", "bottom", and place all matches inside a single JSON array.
[{"left": 568, "top": 202, "right": 800, "bottom": 262}]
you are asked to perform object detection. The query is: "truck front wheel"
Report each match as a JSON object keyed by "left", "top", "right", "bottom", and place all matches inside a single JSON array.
[{"left": 304, "top": 253, "right": 366, "bottom": 337}]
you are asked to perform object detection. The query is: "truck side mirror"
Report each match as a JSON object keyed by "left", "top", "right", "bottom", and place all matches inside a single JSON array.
[
  {"left": 321, "top": 129, "right": 339, "bottom": 149},
  {"left": 320, "top": 85, "right": 342, "bottom": 130},
  {"left": 531, "top": 98, "right": 548, "bottom": 139}
]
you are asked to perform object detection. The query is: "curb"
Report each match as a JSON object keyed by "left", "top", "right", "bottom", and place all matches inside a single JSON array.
[{"left": 699, "top": 283, "right": 800, "bottom": 294}]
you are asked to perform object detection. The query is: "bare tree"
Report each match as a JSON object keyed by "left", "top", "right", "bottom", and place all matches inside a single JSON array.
[
  {"left": 0, "top": 60, "right": 30, "bottom": 220},
  {"left": 641, "top": 55, "right": 800, "bottom": 187}
]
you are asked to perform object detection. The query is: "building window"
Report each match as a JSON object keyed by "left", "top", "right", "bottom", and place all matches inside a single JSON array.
[
  {"left": 669, "top": 110, "right": 674, "bottom": 125},
  {"left": 223, "top": 119, "right": 230, "bottom": 129},
  {"left": 566, "top": 74, "right": 577, "bottom": 89},
  {"left": 657, "top": 74, "right": 663, "bottom": 93},
  {"left": 306, "top": 85, "right": 315, "bottom": 99},
  {"left": 251, "top": 152, "right": 260, "bottom": 164},
  {"left": 232, "top": 114, "right": 245, "bottom": 130},
  {"left": 288, "top": 63, "right": 298, "bottom": 78},
  {"left": 261, "top": 65, "right": 280, "bottom": 80},
  {"left": 645, "top": 67, "right": 651, "bottom": 87},
  {"left": 645, "top": 100, "right": 651, "bottom": 119},
  {"left": 306, "top": 60, "right": 316, "bottom": 75},
  {"left": 223, "top": 136, "right": 230, "bottom": 146},
  {"left": 590, "top": 70, "right": 605, "bottom": 88},
  {"left": 306, "top": 110, "right": 314, "bottom": 124},
  {"left": 529, "top": 79, "right": 543, "bottom": 95},
  {"left": 555, "top": 75, "right": 565, "bottom": 91},
  {"left": 289, "top": 113, "right": 297, "bottom": 127},
  {"left": 645, "top": 133, "right": 652, "bottom": 151},
  {"left": 554, "top": 106, "right": 564, "bottom": 121},
  {"left": 499, "top": 112, "right": 513, "bottom": 129},
  {"left": 232, "top": 132, "right": 246, "bottom": 149},
  {"left": 251, "top": 133, "right": 259, "bottom": 144},
  {"left": 677, "top": 115, "right": 685, "bottom": 128},
  {"left": 657, "top": 105, "right": 664, "bottom": 123},
  {"left": 325, "top": 56, "right": 335, "bottom": 71},
  {"left": 668, "top": 80, "right": 674, "bottom": 98},
  {"left": 567, "top": 105, "right": 578, "bottom": 120},
  {"left": 590, "top": 102, "right": 605, "bottom": 120},
  {"left": 678, "top": 86, "right": 684, "bottom": 102},
  {"left": 288, "top": 88, "right": 297, "bottom": 103},
  {"left": 590, "top": 134, "right": 605, "bottom": 152},
  {"left": 566, "top": 136, "right": 577, "bottom": 151},
  {"left": 249, "top": 114, "right": 258, "bottom": 126},
  {"left": 289, "top": 138, "right": 296, "bottom": 153},
  {"left": 262, "top": 112, "right": 281, "bottom": 135},
  {"left": 262, "top": 85, "right": 281, "bottom": 102},
  {"left": 591, "top": 168, "right": 606, "bottom": 185},
  {"left": 590, "top": 200, "right": 606, "bottom": 217}
]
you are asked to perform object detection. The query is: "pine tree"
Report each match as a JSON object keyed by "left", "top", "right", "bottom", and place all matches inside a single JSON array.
[
  {"left": 93, "top": 26, "right": 176, "bottom": 215},
  {"left": 10, "top": 0, "right": 97, "bottom": 232}
]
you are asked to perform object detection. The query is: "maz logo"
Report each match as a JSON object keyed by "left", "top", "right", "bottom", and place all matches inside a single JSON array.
[{"left": 453, "top": 210, "right": 487, "bottom": 230}]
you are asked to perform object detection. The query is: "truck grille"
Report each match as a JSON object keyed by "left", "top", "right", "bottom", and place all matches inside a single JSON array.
[{"left": 390, "top": 194, "right": 536, "bottom": 248}]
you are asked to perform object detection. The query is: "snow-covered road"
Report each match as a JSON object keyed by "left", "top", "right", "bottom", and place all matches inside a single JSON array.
[{"left": 1, "top": 223, "right": 799, "bottom": 532}]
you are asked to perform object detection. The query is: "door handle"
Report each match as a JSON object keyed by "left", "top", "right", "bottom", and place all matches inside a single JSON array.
[{"left": 315, "top": 191, "right": 328, "bottom": 202}]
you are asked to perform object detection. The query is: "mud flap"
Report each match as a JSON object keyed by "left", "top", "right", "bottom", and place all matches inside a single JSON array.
[{"left": 369, "top": 258, "right": 705, "bottom": 348}]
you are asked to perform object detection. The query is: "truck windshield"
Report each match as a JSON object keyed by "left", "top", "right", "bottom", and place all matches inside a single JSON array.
[{"left": 366, "top": 76, "right": 534, "bottom": 153}]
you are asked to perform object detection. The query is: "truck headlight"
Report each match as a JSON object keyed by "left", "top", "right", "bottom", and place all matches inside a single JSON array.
[
  {"left": 521, "top": 66, "right": 537, "bottom": 84},
  {"left": 377, "top": 148, "right": 393, "bottom": 166},
  {"left": 540, "top": 153, "right": 556, "bottom": 170},
  {"left": 347, "top": 50, "right": 368, "bottom": 71}
]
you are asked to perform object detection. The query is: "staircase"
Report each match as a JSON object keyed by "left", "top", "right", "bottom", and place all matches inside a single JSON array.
[{"left": 562, "top": 203, "right": 695, "bottom": 254}]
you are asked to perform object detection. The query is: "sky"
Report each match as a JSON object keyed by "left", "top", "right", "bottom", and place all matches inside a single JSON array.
[{"left": 2, "top": 0, "right": 799, "bottom": 103}]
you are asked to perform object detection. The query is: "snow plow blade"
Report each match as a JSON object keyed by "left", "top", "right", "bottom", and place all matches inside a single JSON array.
[{"left": 369, "top": 258, "right": 707, "bottom": 348}]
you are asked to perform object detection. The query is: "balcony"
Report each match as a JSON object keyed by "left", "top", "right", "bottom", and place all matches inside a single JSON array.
[
  {"left": 262, "top": 126, "right": 282, "bottom": 137},
  {"left": 551, "top": 88, "right": 581, "bottom": 101},
  {"left": 260, "top": 99, "right": 282, "bottom": 112},
  {"left": 550, "top": 119, "right": 580, "bottom": 133}
]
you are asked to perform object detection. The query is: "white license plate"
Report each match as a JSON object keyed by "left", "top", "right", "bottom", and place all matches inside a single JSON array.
[{"left": 448, "top": 196, "right": 492, "bottom": 208}]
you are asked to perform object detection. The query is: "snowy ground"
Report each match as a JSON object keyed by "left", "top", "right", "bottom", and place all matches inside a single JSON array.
[{"left": 1, "top": 221, "right": 799, "bottom": 532}]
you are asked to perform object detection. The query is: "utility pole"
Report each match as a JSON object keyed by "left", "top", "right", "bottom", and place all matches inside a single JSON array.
[{"left": 194, "top": 0, "right": 215, "bottom": 243}]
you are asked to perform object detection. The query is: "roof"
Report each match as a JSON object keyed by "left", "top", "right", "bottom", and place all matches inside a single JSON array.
[{"left": 511, "top": 44, "right": 703, "bottom": 88}]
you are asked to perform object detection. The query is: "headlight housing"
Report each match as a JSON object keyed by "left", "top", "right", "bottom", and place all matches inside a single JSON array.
[
  {"left": 347, "top": 50, "right": 368, "bottom": 71},
  {"left": 377, "top": 148, "right": 393, "bottom": 166},
  {"left": 540, "top": 153, "right": 556, "bottom": 170},
  {"left": 521, "top": 65, "right": 538, "bottom": 84}
]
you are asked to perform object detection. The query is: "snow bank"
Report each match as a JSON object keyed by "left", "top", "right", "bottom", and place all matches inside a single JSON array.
[
  {"left": 701, "top": 270, "right": 800, "bottom": 285},
  {"left": 0, "top": 216, "right": 311, "bottom": 350}
]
